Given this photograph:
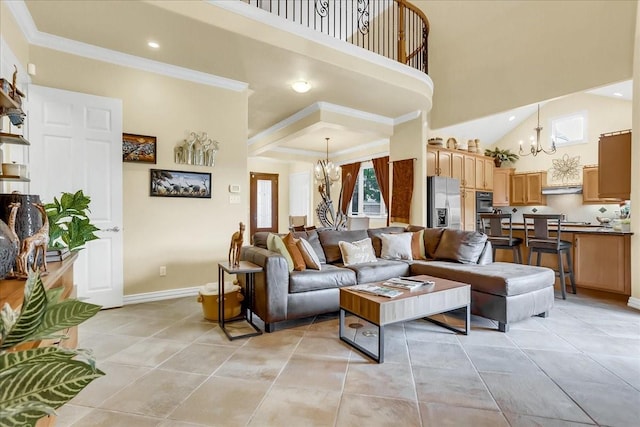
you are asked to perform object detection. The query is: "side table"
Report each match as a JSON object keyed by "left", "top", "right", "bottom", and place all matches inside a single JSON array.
[{"left": 217, "top": 260, "right": 263, "bottom": 340}]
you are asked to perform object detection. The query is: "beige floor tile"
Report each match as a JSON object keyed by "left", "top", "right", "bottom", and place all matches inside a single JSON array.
[
  {"left": 152, "top": 320, "right": 217, "bottom": 343},
  {"left": 419, "top": 402, "right": 509, "bottom": 427},
  {"left": 159, "top": 343, "right": 237, "bottom": 375},
  {"left": 506, "top": 329, "right": 580, "bottom": 353},
  {"left": 336, "top": 393, "right": 421, "bottom": 427},
  {"left": 107, "top": 337, "right": 186, "bottom": 367},
  {"left": 295, "top": 334, "right": 352, "bottom": 359},
  {"left": 457, "top": 328, "right": 517, "bottom": 348},
  {"left": 194, "top": 326, "right": 247, "bottom": 347},
  {"left": 111, "top": 316, "right": 176, "bottom": 337},
  {"left": 55, "top": 404, "right": 93, "bottom": 427},
  {"left": 99, "top": 369, "right": 206, "bottom": 417},
  {"left": 503, "top": 412, "right": 597, "bottom": 426},
  {"left": 213, "top": 346, "right": 291, "bottom": 382},
  {"left": 407, "top": 340, "right": 475, "bottom": 370},
  {"left": 168, "top": 376, "right": 270, "bottom": 426},
  {"left": 242, "top": 328, "right": 304, "bottom": 352},
  {"left": 344, "top": 361, "right": 416, "bottom": 401},
  {"left": 70, "top": 362, "right": 151, "bottom": 407},
  {"left": 81, "top": 311, "right": 140, "bottom": 334},
  {"left": 276, "top": 353, "right": 348, "bottom": 391},
  {"left": 70, "top": 408, "right": 162, "bottom": 426},
  {"left": 79, "top": 333, "right": 144, "bottom": 360},
  {"left": 248, "top": 385, "right": 341, "bottom": 426}
]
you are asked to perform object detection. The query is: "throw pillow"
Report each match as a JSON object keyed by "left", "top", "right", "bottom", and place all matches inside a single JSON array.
[
  {"left": 283, "top": 233, "right": 306, "bottom": 271},
  {"left": 411, "top": 229, "right": 427, "bottom": 260},
  {"left": 270, "top": 234, "right": 294, "bottom": 272},
  {"left": 338, "top": 238, "right": 377, "bottom": 266},
  {"left": 380, "top": 232, "right": 413, "bottom": 260},
  {"left": 297, "top": 237, "right": 321, "bottom": 270},
  {"left": 433, "top": 229, "right": 488, "bottom": 264},
  {"left": 266, "top": 233, "right": 279, "bottom": 252},
  {"left": 423, "top": 227, "right": 445, "bottom": 258}
]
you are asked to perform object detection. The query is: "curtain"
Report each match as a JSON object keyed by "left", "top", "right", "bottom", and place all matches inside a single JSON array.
[
  {"left": 372, "top": 156, "right": 390, "bottom": 226},
  {"left": 391, "top": 159, "right": 414, "bottom": 224},
  {"left": 340, "top": 162, "right": 361, "bottom": 214}
]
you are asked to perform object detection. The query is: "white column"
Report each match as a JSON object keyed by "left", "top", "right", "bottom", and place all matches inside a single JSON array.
[{"left": 629, "top": 2, "right": 640, "bottom": 310}]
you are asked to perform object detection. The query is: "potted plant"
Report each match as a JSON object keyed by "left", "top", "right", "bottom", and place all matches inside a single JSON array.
[
  {"left": 484, "top": 147, "right": 519, "bottom": 167},
  {"left": 45, "top": 190, "right": 100, "bottom": 253},
  {"left": 0, "top": 270, "right": 103, "bottom": 426}
]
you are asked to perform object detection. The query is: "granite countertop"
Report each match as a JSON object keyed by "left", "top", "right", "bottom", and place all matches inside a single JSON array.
[{"left": 510, "top": 223, "right": 633, "bottom": 235}]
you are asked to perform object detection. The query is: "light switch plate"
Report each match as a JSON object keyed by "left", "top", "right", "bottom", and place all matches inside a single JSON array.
[
  {"left": 229, "top": 184, "right": 241, "bottom": 193},
  {"left": 229, "top": 195, "right": 241, "bottom": 204}
]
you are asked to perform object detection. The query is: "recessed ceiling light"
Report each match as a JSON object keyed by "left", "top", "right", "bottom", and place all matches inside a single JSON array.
[
  {"left": 291, "top": 81, "right": 311, "bottom": 93},
  {"left": 508, "top": 115, "right": 516, "bottom": 121},
  {"left": 148, "top": 41, "right": 160, "bottom": 49},
  {"left": 613, "top": 92, "right": 623, "bottom": 97}
]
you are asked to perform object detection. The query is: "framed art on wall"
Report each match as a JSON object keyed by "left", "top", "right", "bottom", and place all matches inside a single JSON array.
[
  {"left": 123, "top": 133, "right": 157, "bottom": 163},
  {"left": 150, "top": 169, "right": 212, "bottom": 198}
]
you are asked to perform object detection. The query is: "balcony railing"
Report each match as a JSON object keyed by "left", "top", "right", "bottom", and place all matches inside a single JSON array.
[{"left": 245, "top": 0, "right": 429, "bottom": 74}]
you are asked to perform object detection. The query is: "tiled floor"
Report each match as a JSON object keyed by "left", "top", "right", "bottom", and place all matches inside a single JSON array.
[{"left": 57, "top": 291, "right": 640, "bottom": 427}]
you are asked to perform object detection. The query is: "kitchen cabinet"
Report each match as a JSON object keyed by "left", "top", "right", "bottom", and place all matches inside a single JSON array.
[
  {"left": 461, "top": 188, "right": 476, "bottom": 231},
  {"left": 475, "top": 157, "right": 493, "bottom": 190},
  {"left": 574, "top": 233, "right": 630, "bottom": 294},
  {"left": 582, "top": 166, "right": 622, "bottom": 204},
  {"left": 427, "top": 148, "right": 453, "bottom": 177},
  {"left": 462, "top": 155, "right": 476, "bottom": 188},
  {"left": 510, "top": 172, "right": 547, "bottom": 206},
  {"left": 450, "top": 151, "right": 464, "bottom": 184},
  {"left": 493, "top": 168, "right": 514, "bottom": 206},
  {"left": 598, "top": 131, "right": 631, "bottom": 200}
]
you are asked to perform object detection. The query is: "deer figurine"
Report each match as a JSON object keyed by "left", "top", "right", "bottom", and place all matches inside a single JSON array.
[
  {"left": 228, "top": 222, "right": 245, "bottom": 268},
  {"left": 6, "top": 202, "right": 21, "bottom": 275},
  {"left": 16, "top": 203, "right": 49, "bottom": 276}
]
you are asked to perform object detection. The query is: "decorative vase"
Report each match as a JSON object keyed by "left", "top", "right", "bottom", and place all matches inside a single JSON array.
[
  {"left": 493, "top": 158, "right": 502, "bottom": 168},
  {"left": 0, "top": 193, "right": 43, "bottom": 241},
  {"left": 0, "top": 218, "right": 18, "bottom": 279}
]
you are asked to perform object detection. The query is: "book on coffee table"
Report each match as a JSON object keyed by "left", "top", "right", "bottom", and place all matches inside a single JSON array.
[
  {"left": 350, "top": 284, "right": 403, "bottom": 298},
  {"left": 383, "top": 276, "right": 436, "bottom": 291}
]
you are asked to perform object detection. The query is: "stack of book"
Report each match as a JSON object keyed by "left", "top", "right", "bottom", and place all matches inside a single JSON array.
[{"left": 46, "top": 248, "right": 71, "bottom": 263}]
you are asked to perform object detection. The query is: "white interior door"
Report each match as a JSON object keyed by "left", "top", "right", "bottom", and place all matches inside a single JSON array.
[{"left": 28, "top": 85, "right": 123, "bottom": 308}]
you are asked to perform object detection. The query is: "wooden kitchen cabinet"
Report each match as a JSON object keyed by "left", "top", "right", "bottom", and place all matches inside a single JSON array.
[
  {"left": 510, "top": 172, "right": 547, "bottom": 206},
  {"left": 461, "top": 188, "right": 477, "bottom": 231},
  {"left": 427, "top": 148, "right": 453, "bottom": 177},
  {"left": 582, "top": 166, "right": 622, "bottom": 204},
  {"left": 462, "top": 154, "right": 476, "bottom": 188},
  {"left": 574, "top": 233, "right": 630, "bottom": 295},
  {"left": 493, "top": 168, "right": 514, "bottom": 206},
  {"left": 475, "top": 157, "right": 494, "bottom": 190},
  {"left": 598, "top": 131, "right": 631, "bottom": 200}
]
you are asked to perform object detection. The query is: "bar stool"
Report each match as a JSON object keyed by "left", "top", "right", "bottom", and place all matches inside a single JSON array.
[
  {"left": 479, "top": 213, "right": 523, "bottom": 263},
  {"left": 523, "top": 214, "right": 576, "bottom": 299}
]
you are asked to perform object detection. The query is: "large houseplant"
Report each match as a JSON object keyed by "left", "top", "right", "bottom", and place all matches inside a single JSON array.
[
  {"left": 0, "top": 270, "right": 103, "bottom": 426},
  {"left": 45, "top": 190, "right": 100, "bottom": 252},
  {"left": 484, "top": 147, "right": 519, "bottom": 167}
]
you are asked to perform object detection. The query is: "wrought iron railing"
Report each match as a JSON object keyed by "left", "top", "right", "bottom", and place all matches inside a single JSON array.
[{"left": 245, "top": 0, "right": 429, "bottom": 74}]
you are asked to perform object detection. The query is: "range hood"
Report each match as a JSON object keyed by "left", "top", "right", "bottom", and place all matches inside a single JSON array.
[{"left": 541, "top": 185, "right": 583, "bottom": 195}]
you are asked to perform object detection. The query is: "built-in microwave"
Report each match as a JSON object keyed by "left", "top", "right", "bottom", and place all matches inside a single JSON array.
[{"left": 476, "top": 191, "right": 493, "bottom": 231}]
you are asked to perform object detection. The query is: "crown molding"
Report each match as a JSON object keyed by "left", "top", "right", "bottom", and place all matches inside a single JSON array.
[
  {"left": 394, "top": 110, "right": 422, "bottom": 126},
  {"left": 5, "top": 0, "right": 248, "bottom": 92},
  {"left": 333, "top": 138, "right": 389, "bottom": 157}
]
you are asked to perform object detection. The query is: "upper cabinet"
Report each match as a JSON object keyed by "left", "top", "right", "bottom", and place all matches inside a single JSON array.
[
  {"left": 582, "top": 165, "right": 622, "bottom": 204},
  {"left": 475, "top": 157, "right": 493, "bottom": 190},
  {"left": 427, "top": 147, "right": 493, "bottom": 190},
  {"left": 493, "top": 168, "right": 514, "bottom": 206},
  {"left": 598, "top": 131, "right": 631, "bottom": 200},
  {"left": 510, "top": 171, "right": 547, "bottom": 206}
]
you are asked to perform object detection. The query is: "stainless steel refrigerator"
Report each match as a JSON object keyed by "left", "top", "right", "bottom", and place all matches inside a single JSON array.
[{"left": 427, "top": 176, "right": 461, "bottom": 229}]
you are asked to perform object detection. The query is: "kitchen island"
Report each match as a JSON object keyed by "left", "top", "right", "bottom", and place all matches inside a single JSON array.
[{"left": 494, "top": 224, "right": 632, "bottom": 296}]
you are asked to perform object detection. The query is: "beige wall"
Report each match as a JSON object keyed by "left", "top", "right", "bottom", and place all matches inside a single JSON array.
[
  {"left": 421, "top": 0, "right": 637, "bottom": 128},
  {"left": 0, "top": 1, "right": 29, "bottom": 69},
  {"left": 28, "top": 47, "right": 248, "bottom": 295},
  {"left": 631, "top": 4, "right": 640, "bottom": 305}
]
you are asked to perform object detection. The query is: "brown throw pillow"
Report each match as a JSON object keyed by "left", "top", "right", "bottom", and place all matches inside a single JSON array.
[
  {"left": 411, "top": 229, "right": 426, "bottom": 260},
  {"left": 283, "top": 233, "right": 306, "bottom": 271},
  {"left": 433, "top": 229, "right": 488, "bottom": 264}
]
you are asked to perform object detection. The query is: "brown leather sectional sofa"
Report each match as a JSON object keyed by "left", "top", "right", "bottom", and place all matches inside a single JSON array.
[{"left": 239, "top": 226, "right": 555, "bottom": 333}]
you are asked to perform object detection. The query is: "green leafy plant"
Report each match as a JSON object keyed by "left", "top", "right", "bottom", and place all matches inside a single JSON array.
[
  {"left": 45, "top": 190, "right": 100, "bottom": 251},
  {"left": 484, "top": 147, "right": 519, "bottom": 167},
  {"left": 0, "top": 271, "right": 103, "bottom": 426}
]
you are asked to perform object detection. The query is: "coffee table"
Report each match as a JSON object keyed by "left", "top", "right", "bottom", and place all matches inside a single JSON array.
[{"left": 339, "top": 275, "right": 470, "bottom": 363}]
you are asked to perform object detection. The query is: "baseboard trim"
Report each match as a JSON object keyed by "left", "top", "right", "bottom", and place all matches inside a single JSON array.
[
  {"left": 124, "top": 286, "right": 201, "bottom": 305},
  {"left": 628, "top": 297, "right": 640, "bottom": 311}
]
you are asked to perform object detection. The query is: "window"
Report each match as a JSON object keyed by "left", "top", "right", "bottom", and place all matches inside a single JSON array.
[
  {"left": 349, "top": 162, "right": 387, "bottom": 217},
  {"left": 550, "top": 111, "right": 587, "bottom": 146}
]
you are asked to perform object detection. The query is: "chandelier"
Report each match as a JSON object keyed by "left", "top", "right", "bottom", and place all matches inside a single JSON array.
[
  {"left": 314, "top": 137, "right": 340, "bottom": 184},
  {"left": 519, "top": 104, "right": 556, "bottom": 157}
]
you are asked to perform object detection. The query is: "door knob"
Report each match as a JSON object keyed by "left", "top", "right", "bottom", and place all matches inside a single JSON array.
[{"left": 103, "top": 226, "right": 120, "bottom": 232}]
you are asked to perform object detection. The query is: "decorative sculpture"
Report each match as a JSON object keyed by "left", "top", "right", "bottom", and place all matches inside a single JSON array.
[
  {"left": 16, "top": 203, "right": 49, "bottom": 276},
  {"left": 228, "top": 222, "right": 245, "bottom": 268},
  {"left": 174, "top": 131, "right": 219, "bottom": 166},
  {"left": 316, "top": 172, "right": 350, "bottom": 230}
]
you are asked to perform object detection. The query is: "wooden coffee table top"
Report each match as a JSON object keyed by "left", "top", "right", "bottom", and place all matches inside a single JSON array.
[{"left": 339, "top": 275, "right": 470, "bottom": 326}]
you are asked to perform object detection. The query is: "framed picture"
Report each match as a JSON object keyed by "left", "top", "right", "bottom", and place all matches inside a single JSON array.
[
  {"left": 150, "top": 169, "right": 212, "bottom": 198},
  {"left": 123, "top": 133, "right": 157, "bottom": 163}
]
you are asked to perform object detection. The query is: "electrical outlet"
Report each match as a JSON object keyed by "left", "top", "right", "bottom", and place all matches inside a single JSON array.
[
  {"left": 159, "top": 266, "right": 166, "bottom": 276},
  {"left": 229, "top": 195, "right": 241, "bottom": 204}
]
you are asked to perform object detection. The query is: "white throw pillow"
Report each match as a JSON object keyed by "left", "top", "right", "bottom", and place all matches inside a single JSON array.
[
  {"left": 297, "top": 237, "right": 322, "bottom": 270},
  {"left": 338, "top": 238, "right": 377, "bottom": 266},
  {"left": 380, "top": 232, "right": 413, "bottom": 260}
]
